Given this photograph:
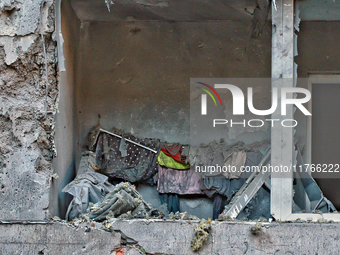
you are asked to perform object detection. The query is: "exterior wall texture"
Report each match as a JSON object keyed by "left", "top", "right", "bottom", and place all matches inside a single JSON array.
[
  {"left": 1, "top": 0, "right": 340, "bottom": 254},
  {"left": 2, "top": 220, "right": 340, "bottom": 255},
  {"left": 0, "top": 0, "right": 57, "bottom": 220}
]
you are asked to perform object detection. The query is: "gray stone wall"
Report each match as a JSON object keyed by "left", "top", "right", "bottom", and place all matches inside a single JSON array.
[{"left": 0, "top": 0, "right": 57, "bottom": 220}]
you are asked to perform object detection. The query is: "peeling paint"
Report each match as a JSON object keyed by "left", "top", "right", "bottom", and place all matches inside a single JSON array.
[
  {"left": 0, "top": 35, "right": 37, "bottom": 64},
  {"left": 0, "top": 0, "right": 53, "bottom": 36},
  {"left": 0, "top": 0, "right": 57, "bottom": 220}
]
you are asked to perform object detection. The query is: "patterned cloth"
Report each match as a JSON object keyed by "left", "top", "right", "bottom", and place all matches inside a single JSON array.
[{"left": 95, "top": 131, "right": 162, "bottom": 182}]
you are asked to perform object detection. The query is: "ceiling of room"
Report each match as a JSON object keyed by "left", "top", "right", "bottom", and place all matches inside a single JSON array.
[
  {"left": 70, "top": 0, "right": 260, "bottom": 22},
  {"left": 70, "top": 0, "right": 340, "bottom": 22}
]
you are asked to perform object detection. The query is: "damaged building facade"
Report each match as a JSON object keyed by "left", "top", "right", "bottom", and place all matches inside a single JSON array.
[{"left": 2, "top": 0, "right": 340, "bottom": 254}]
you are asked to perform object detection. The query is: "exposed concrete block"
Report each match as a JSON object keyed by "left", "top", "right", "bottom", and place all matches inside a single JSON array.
[
  {"left": 0, "top": 222, "right": 121, "bottom": 254},
  {"left": 0, "top": 35, "right": 37, "bottom": 66},
  {"left": 0, "top": 0, "right": 57, "bottom": 220},
  {"left": 2, "top": 220, "right": 340, "bottom": 254},
  {"left": 110, "top": 220, "right": 340, "bottom": 255},
  {"left": 0, "top": 0, "right": 54, "bottom": 36}
]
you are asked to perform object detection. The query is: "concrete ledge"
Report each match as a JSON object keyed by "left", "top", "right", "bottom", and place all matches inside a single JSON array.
[
  {"left": 110, "top": 219, "right": 340, "bottom": 254},
  {"left": 1, "top": 220, "right": 340, "bottom": 254},
  {"left": 0, "top": 222, "right": 121, "bottom": 255}
]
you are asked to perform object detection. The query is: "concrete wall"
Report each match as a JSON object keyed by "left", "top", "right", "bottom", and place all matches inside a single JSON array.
[
  {"left": 110, "top": 220, "right": 340, "bottom": 255},
  {"left": 0, "top": 222, "right": 122, "bottom": 254},
  {"left": 50, "top": 0, "right": 81, "bottom": 218},
  {"left": 0, "top": 0, "right": 57, "bottom": 220},
  {"left": 74, "top": 20, "right": 272, "bottom": 157},
  {"left": 2, "top": 220, "right": 340, "bottom": 255}
]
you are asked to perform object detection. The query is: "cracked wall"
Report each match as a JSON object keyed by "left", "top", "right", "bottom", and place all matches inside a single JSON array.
[
  {"left": 0, "top": 0, "right": 273, "bottom": 220},
  {"left": 0, "top": 0, "right": 58, "bottom": 220},
  {"left": 0, "top": 0, "right": 340, "bottom": 254}
]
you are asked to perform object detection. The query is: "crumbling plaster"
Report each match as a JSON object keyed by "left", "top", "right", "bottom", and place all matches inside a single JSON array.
[
  {"left": 0, "top": 0, "right": 58, "bottom": 220},
  {"left": 1, "top": 1, "right": 340, "bottom": 254},
  {"left": 2, "top": 220, "right": 340, "bottom": 255}
]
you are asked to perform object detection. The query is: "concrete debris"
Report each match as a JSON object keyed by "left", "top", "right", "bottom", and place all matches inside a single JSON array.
[
  {"left": 169, "top": 211, "right": 199, "bottom": 221},
  {"left": 250, "top": 222, "right": 262, "bottom": 235},
  {"left": 191, "top": 219, "right": 211, "bottom": 252},
  {"left": 51, "top": 173, "right": 59, "bottom": 179},
  {"left": 0, "top": 35, "right": 38, "bottom": 65}
]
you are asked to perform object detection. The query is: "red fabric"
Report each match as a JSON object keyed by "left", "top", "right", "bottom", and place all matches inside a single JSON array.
[{"left": 161, "top": 143, "right": 183, "bottom": 163}]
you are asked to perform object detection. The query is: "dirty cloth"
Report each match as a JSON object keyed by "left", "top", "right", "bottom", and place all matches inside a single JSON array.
[
  {"left": 161, "top": 143, "right": 189, "bottom": 164},
  {"left": 212, "top": 194, "right": 227, "bottom": 220},
  {"left": 87, "top": 182, "right": 158, "bottom": 221},
  {"left": 77, "top": 151, "right": 97, "bottom": 175},
  {"left": 200, "top": 177, "right": 245, "bottom": 199},
  {"left": 222, "top": 150, "right": 247, "bottom": 179},
  {"left": 189, "top": 141, "right": 247, "bottom": 177},
  {"left": 88, "top": 123, "right": 103, "bottom": 151},
  {"left": 155, "top": 165, "right": 203, "bottom": 195},
  {"left": 189, "top": 141, "right": 225, "bottom": 176},
  {"left": 118, "top": 136, "right": 128, "bottom": 157},
  {"left": 158, "top": 151, "right": 190, "bottom": 170},
  {"left": 200, "top": 152, "right": 265, "bottom": 198},
  {"left": 189, "top": 141, "right": 269, "bottom": 177},
  {"left": 161, "top": 143, "right": 182, "bottom": 162},
  {"left": 95, "top": 130, "right": 162, "bottom": 182},
  {"left": 62, "top": 172, "right": 115, "bottom": 221},
  {"left": 159, "top": 193, "right": 180, "bottom": 213}
]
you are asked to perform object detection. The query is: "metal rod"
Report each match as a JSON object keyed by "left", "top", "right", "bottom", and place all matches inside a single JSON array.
[{"left": 99, "top": 129, "right": 158, "bottom": 154}]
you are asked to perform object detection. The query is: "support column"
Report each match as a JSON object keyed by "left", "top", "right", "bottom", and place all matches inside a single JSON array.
[{"left": 270, "top": 0, "right": 295, "bottom": 221}]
